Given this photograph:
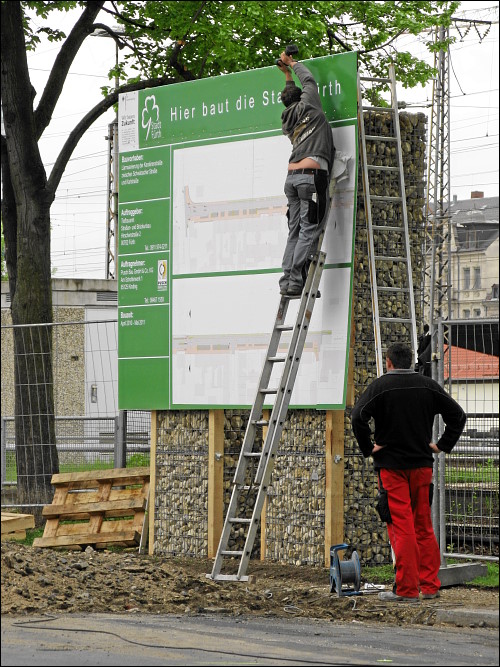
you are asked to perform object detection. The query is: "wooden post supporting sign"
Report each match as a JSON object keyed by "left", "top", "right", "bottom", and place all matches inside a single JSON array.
[{"left": 208, "top": 409, "right": 224, "bottom": 558}]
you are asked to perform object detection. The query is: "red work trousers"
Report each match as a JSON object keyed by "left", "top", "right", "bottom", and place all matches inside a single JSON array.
[{"left": 380, "top": 467, "right": 441, "bottom": 598}]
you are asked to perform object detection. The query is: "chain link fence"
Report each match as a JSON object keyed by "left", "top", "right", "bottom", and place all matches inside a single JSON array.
[{"left": 1, "top": 319, "right": 150, "bottom": 512}]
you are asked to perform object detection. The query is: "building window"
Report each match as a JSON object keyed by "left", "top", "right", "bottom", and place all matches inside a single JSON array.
[
  {"left": 473, "top": 267, "right": 481, "bottom": 289},
  {"left": 463, "top": 309, "right": 470, "bottom": 319},
  {"left": 492, "top": 284, "right": 499, "bottom": 300},
  {"left": 463, "top": 267, "right": 470, "bottom": 289},
  {"left": 473, "top": 308, "right": 481, "bottom": 318}
]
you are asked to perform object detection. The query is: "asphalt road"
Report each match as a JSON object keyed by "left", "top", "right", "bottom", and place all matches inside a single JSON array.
[{"left": 2, "top": 613, "right": 499, "bottom": 666}]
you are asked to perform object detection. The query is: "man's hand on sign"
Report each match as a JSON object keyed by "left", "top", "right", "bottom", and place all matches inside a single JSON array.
[{"left": 280, "top": 51, "right": 295, "bottom": 66}]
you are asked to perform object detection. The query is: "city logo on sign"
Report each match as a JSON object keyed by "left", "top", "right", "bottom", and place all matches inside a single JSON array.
[
  {"left": 142, "top": 94, "right": 162, "bottom": 140},
  {"left": 157, "top": 259, "right": 168, "bottom": 290}
]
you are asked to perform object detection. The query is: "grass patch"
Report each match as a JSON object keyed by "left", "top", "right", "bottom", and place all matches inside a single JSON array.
[
  {"left": 362, "top": 561, "right": 499, "bottom": 589},
  {"left": 3, "top": 453, "right": 150, "bottom": 483},
  {"left": 361, "top": 563, "right": 395, "bottom": 584},
  {"left": 467, "top": 562, "right": 499, "bottom": 588},
  {"left": 16, "top": 527, "right": 44, "bottom": 546}
]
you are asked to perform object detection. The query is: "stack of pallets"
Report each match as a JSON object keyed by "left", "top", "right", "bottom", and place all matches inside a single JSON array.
[
  {"left": 33, "top": 467, "right": 150, "bottom": 550},
  {"left": 1, "top": 512, "right": 35, "bottom": 541}
]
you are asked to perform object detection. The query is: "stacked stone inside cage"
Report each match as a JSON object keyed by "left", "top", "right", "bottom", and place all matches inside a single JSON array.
[{"left": 152, "top": 110, "right": 427, "bottom": 566}]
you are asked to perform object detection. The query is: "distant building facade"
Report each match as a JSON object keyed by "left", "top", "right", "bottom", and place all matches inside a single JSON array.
[{"left": 449, "top": 192, "right": 499, "bottom": 320}]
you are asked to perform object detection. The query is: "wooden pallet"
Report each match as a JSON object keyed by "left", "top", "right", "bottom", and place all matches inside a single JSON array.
[
  {"left": 33, "top": 467, "right": 150, "bottom": 550},
  {"left": 1, "top": 512, "right": 35, "bottom": 541}
]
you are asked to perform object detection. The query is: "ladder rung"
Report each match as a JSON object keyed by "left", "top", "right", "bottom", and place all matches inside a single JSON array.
[
  {"left": 275, "top": 324, "right": 293, "bottom": 331},
  {"left": 367, "top": 165, "right": 399, "bottom": 172},
  {"left": 208, "top": 574, "right": 249, "bottom": 582},
  {"left": 372, "top": 225, "right": 404, "bottom": 231},
  {"left": 221, "top": 550, "right": 244, "bottom": 556},
  {"left": 360, "top": 76, "right": 391, "bottom": 83},
  {"left": 229, "top": 518, "right": 252, "bottom": 524},
  {"left": 244, "top": 452, "right": 261, "bottom": 458},
  {"left": 251, "top": 419, "right": 269, "bottom": 426},
  {"left": 369, "top": 195, "right": 402, "bottom": 202},
  {"left": 378, "top": 287, "right": 410, "bottom": 292},
  {"left": 268, "top": 356, "right": 286, "bottom": 363},
  {"left": 260, "top": 387, "right": 278, "bottom": 394},
  {"left": 365, "top": 135, "right": 397, "bottom": 142},
  {"left": 380, "top": 317, "right": 413, "bottom": 323},
  {"left": 374, "top": 256, "right": 408, "bottom": 262},
  {"left": 362, "top": 105, "right": 395, "bottom": 112}
]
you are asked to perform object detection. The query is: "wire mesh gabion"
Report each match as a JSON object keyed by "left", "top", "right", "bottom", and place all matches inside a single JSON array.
[
  {"left": 154, "top": 411, "right": 208, "bottom": 557},
  {"left": 265, "top": 410, "right": 326, "bottom": 566},
  {"left": 223, "top": 410, "right": 262, "bottom": 559}
]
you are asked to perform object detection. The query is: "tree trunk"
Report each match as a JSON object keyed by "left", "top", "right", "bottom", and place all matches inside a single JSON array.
[
  {"left": 1, "top": 2, "right": 59, "bottom": 519},
  {"left": 9, "top": 197, "right": 59, "bottom": 519}
]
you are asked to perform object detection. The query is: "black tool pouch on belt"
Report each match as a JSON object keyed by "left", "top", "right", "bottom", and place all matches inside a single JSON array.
[{"left": 375, "top": 472, "right": 393, "bottom": 524}]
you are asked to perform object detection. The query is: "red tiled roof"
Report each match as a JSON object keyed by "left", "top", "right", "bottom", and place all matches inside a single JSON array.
[{"left": 444, "top": 345, "right": 499, "bottom": 380}]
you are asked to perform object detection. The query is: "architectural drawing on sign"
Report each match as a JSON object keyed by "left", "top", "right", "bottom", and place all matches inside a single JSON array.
[
  {"left": 174, "top": 332, "right": 324, "bottom": 360},
  {"left": 184, "top": 186, "right": 287, "bottom": 225}
]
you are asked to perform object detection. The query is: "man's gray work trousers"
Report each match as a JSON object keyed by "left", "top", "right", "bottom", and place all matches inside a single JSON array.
[{"left": 280, "top": 169, "right": 330, "bottom": 293}]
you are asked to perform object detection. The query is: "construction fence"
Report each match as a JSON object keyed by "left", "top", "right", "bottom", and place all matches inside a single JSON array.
[{"left": 0, "top": 319, "right": 150, "bottom": 510}]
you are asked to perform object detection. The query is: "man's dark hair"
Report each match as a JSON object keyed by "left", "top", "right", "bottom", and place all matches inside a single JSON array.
[
  {"left": 281, "top": 83, "right": 302, "bottom": 107},
  {"left": 386, "top": 342, "right": 413, "bottom": 369},
  {"left": 423, "top": 323, "right": 429, "bottom": 333}
]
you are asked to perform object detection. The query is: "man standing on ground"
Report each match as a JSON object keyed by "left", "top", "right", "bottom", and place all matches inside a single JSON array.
[
  {"left": 277, "top": 51, "right": 335, "bottom": 296},
  {"left": 351, "top": 342, "right": 466, "bottom": 602}
]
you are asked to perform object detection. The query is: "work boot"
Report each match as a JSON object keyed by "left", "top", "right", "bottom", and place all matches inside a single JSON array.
[
  {"left": 378, "top": 591, "right": 419, "bottom": 603},
  {"left": 421, "top": 591, "right": 440, "bottom": 599},
  {"left": 287, "top": 285, "right": 303, "bottom": 297}
]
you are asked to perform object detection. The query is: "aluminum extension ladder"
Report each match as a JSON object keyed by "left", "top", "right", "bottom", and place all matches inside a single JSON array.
[
  {"left": 357, "top": 64, "right": 418, "bottom": 376},
  {"left": 208, "top": 247, "right": 325, "bottom": 581}
]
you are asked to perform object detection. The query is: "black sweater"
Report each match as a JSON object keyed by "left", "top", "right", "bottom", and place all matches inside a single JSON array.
[{"left": 351, "top": 369, "right": 466, "bottom": 470}]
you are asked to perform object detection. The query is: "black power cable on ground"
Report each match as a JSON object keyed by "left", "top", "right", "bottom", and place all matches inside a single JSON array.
[{"left": 12, "top": 614, "right": 351, "bottom": 666}]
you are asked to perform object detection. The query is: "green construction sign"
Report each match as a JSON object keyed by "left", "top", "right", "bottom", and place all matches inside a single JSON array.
[{"left": 118, "top": 52, "right": 358, "bottom": 410}]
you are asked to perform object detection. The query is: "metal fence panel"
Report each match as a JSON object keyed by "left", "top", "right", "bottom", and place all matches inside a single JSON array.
[
  {"left": 441, "top": 319, "right": 499, "bottom": 558},
  {"left": 1, "top": 320, "right": 150, "bottom": 511}
]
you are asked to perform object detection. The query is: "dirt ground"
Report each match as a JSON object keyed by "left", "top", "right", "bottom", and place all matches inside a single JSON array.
[{"left": 1, "top": 541, "right": 498, "bottom": 628}]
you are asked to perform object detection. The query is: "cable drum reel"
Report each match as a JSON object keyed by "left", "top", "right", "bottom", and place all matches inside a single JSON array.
[{"left": 329, "top": 543, "right": 362, "bottom": 597}]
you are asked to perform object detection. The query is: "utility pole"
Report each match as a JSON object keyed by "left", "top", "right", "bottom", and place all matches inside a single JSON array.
[
  {"left": 92, "top": 28, "right": 124, "bottom": 280},
  {"left": 424, "top": 26, "right": 451, "bottom": 552},
  {"left": 426, "top": 25, "right": 451, "bottom": 346},
  {"left": 105, "top": 117, "right": 118, "bottom": 280}
]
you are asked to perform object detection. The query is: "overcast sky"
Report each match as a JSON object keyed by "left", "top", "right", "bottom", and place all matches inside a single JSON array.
[{"left": 24, "top": 1, "right": 499, "bottom": 279}]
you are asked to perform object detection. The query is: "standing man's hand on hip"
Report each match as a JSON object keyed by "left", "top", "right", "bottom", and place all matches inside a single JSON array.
[{"left": 429, "top": 443, "right": 442, "bottom": 454}]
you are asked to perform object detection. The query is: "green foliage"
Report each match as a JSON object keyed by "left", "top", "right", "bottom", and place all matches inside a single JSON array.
[
  {"left": 107, "top": 1, "right": 459, "bottom": 88},
  {"left": 22, "top": 1, "right": 79, "bottom": 50},
  {"left": 22, "top": 1, "right": 460, "bottom": 88}
]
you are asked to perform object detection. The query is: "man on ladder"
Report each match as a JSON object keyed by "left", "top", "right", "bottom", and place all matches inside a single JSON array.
[{"left": 276, "top": 50, "right": 335, "bottom": 296}]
